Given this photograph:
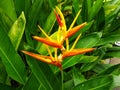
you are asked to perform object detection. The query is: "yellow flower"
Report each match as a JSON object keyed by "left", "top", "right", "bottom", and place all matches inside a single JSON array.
[{"left": 22, "top": 6, "right": 95, "bottom": 70}]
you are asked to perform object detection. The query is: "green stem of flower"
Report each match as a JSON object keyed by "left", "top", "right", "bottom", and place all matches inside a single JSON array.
[{"left": 61, "top": 70, "right": 64, "bottom": 90}]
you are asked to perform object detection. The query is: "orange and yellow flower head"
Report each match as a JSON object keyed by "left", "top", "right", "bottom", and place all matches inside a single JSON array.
[{"left": 22, "top": 6, "right": 95, "bottom": 70}]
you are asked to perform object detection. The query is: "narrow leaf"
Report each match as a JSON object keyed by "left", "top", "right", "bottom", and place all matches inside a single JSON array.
[
  {"left": 76, "top": 32, "right": 102, "bottom": 48},
  {"left": 0, "top": 30, "right": 26, "bottom": 84},
  {"left": 8, "top": 12, "right": 26, "bottom": 50},
  {"left": 0, "top": 0, "right": 17, "bottom": 21},
  {"left": 26, "top": 56, "right": 61, "bottom": 90},
  {"left": 73, "top": 76, "right": 113, "bottom": 90},
  {"left": 88, "top": 0, "right": 103, "bottom": 21}
]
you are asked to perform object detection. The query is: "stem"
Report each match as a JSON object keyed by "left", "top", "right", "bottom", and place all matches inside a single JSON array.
[{"left": 61, "top": 70, "right": 64, "bottom": 90}]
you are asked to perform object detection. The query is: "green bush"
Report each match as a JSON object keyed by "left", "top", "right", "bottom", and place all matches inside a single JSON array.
[{"left": 0, "top": 0, "right": 120, "bottom": 90}]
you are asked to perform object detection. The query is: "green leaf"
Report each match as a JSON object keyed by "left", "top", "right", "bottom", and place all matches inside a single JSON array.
[
  {"left": 23, "top": 74, "right": 40, "bottom": 90},
  {"left": 48, "top": 0, "right": 57, "bottom": 8},
  {"left": 72, "top": 67, "right": 86, "bottom": 86},
  {"left": 27, "top": 0, "right": 43, "bottom": 31},
  {"left": 0, "top": 0, "right": 17, "bottom": 21},
  {"left": 79, "top": 55, "right": 98, "bottom": 63},
  {"left": 0, "top": 59, "right": 7, "bottom": 83},
  {"left": 105, "top": 51, "right": 120, "bottom": 58},
  {"left": 81, "top": 0, "right": 92, "bottom": 22},
  {"left": 80, "top": 61, "right": 98, "bottom": 72},
  {"left": 88, "top": 0, "right": 103, "bottom": 21},
  {"left": 36, "top": 10, "right": 56, "bottom": 54},
  {"left": 25, "top": 0, "right": 43, "bottom": 46},
  {"left": 0, "top": 83, "right": 16, "bottom": 90},
  {"left": 96, "top": 32, "right": 120, "bottom": 46},
  {"left": 0, "top": 8, "right": 13, "bottom": 33},
  {"left": 72, "top": 0, "right": 82, "bottom": 24},
  {"left": 73, "top": 76, "right": 113, "bottom": 90},
  {"left": 14, "top": 0, "right": 25, "bottom": 15},
  {"left": 76, "top": 32, "right": 102, "bottom": 48},
  {"left": 0, "top": 29, "right": 26, "bottom": 84},
  {"left": 26, "top": 56, "right": 61, "bottom": 90},
  {"left": 98, "top": 64, "right": 120, "bottom": 76},
  {"left": 8, "top": 12, "right": 26, "bottom": 50}
]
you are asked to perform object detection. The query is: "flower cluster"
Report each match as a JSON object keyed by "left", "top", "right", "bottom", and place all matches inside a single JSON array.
[{"left": 22, "top": 6, "right": 95, "bottom": 70}]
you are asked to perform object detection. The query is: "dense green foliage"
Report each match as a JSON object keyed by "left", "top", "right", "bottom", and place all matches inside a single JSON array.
[{"left": 0, "top": 0, "right": 120, "bottom": 90}]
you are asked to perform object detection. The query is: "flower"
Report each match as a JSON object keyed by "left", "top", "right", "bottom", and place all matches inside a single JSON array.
[{"left": 22, "top": 6, "right": 95, "bottom": 70}]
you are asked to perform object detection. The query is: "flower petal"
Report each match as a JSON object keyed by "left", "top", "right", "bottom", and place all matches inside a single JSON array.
[
  {"left": 32, "top": 36, "right": 63, "bottom": 48},
  {"left": 21, "top": 50, "right": 62, "bottom": 69},
  {"left": 21, "top": 50, "right": 52, "bottom": 63},
  {"left": 54, "top": 10, "right": 63, "bottom": 27},
  {"left": 62, "top": 48, "right": 95, "bottom": 58},
  {"left": 66, "top": 22, "right": 87, "bottom": 38}
]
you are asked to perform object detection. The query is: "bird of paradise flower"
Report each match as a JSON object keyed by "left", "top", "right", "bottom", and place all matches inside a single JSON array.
[{"left": 22, "top": 6, "right": 95, "bottom": 70}]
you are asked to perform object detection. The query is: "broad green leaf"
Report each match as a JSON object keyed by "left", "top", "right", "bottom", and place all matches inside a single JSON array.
[
  {"left": 80, "top": 61, "right": 98, "bottom": 72},
  {"left": 48, "top": 0, "right": 57, "bottom": 8},
  {"left": 0, "top": 0, "right": 17, "bottom": 21},
  {"left": 72, "top": 67, "right": 86, "bottom": 86},
  {"left": 54, "top": 55, "right": 82, "bottom": 73},
  {"left": 64, "top": 80, "right": 74, "bottom": 90},
  {"left": 88, "top": 0, "right": 103, "bottom": 21},
  {"left": 23, "top": 74, "right": 40, "bottom": 90},
  {"left": 27, "top": 0, "right": 43, "bottom": 31},
  {"left": 25, "top": 0, "right": 43, "bottom": 46},
  {"left": 98, "top": 64, "right": 120, "bottom": 76},
  {"left": 14, "top": 0, "right": 25, "bottom": 15},
  {"left": 26, "top": 56, "right": 61, "bottom": 90},
  {"left": 73, "top": 76, "right": 113, "bottom": 90},
  {"left": 76, "top": 32, "right": 102, "bottom": 48},
  {"left": 73, "top": 0, "right": 82, "bottom": 24},
  {"left": 0, "top": 83, "right": 16, "bottom": 90},
  {"left": 105, "top": 51, "right": 120, "bottom": 58},
  {"left": 8, "top": 12, "right": 26, "bottom": 50},
  {"left": 0, "top": 59, "right": 7, "bottom": 83},
  {"left": 96, "top": 33, "right": 120, "bottom": 46},
  {"left": 0, "top": 8, "right": 13, "bottom": 33},
  {"left": 81, "top": 0, "right": 92, "bottom": 22},
  {"left": 93, "top": 63, "right": 111, "bottom": 74},
  {"left": 63, "top": 55, "right": 82, "bottom": 69},
  {"left": 0, "top": 30, "right": 26, "bottom": 84},
  {"left": 79, "top": 55, "right": 98, "bottom": 63}
]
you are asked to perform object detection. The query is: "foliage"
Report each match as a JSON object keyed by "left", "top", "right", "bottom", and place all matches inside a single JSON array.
[{"left": 0, "top": 0, "right": 120, "bottom": 90}]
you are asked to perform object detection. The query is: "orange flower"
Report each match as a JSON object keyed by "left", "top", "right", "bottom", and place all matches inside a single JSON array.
[
  {"left": 21, "top": 50, "right": 62, "bottom": 69},
  {"left": 32, "top": 36, "right": 63, "bottom": 49},
  {"left": 22, "top": 6, "right": 95, "bottom": 70},
  {"left": 62, "top": 48, "right": 95, "bottom": 59},
  {"left": 65, "top": 22, "right": 87, "bottom": 38}
]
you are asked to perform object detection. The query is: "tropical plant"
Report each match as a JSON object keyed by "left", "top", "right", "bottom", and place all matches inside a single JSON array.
[{"left": 0, "top": 0, "right": 120, "bottom": 90}]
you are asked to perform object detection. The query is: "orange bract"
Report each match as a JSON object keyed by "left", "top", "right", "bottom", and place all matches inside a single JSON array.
[
  {"left": 66, "top": 22, "right": 87, "bottom": 38},
  {"left": 62, "top": 48, "right": 95, "bottom": 59},
  {"left": 32, "top": 36, "right": 63, "bottom": 48},
  {"left": 21, "top": 50, "right": 62, "bottom": 69},
  {"left": 54, "top": 10, "right": 63, "bottom": 27}
]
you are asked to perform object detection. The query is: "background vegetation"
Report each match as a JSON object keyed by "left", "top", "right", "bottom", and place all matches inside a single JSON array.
[{"left": 0, "top": 0, "right": 120, "bottom": 90}]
